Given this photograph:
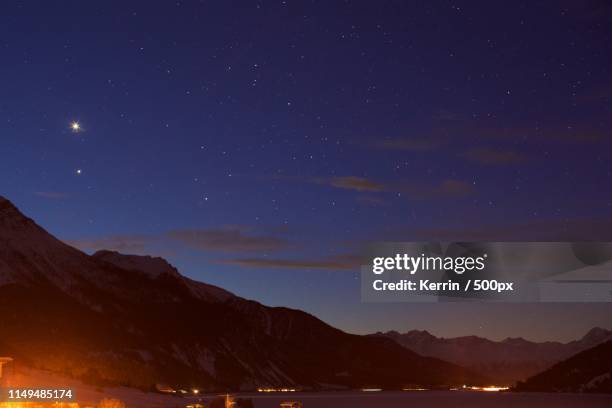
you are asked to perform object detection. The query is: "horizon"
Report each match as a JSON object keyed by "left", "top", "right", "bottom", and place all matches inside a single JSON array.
[{"left": 2, "top": 193, "right": 610, "bottom": 344}]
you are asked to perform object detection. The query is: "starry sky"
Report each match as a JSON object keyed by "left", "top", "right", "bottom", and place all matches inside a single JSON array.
[{"left": 2, "top": 0, "right": 612, "bottom": 342}]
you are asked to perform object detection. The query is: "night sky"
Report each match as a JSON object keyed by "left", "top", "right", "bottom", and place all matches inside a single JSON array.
[{"left": 2, "top": 1, "right": 611, "bottom": 342}]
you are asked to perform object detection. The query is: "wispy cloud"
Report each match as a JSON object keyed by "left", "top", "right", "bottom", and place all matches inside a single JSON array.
[
  {"left": 461, "top": 148, "right": 527, "bottom": 165},
  {"left": 323, "top": 176, "right": 386, "bottom": 192},
  {"left": 221, "top": 254, "right": 361, "bottom": 271},
  {"left": 67, "top": 226, "right": 288, "bottom": 255},
  {"left": 34, "top": 191, "right": 69, "bottom": 199},
  {"left": 67, "top": 234, "right": 150, "bottom": 254},
  {"left": 167, "top": 227, "right": 288, "bottom": 252},
  {"left": 316, "top": 176, "right": 474, "bottom": 199},
  {"left": 542, "top": 127, "right": 611, "bottom": 143}
]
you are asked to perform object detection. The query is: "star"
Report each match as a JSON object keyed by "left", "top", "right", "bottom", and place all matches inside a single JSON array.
[
  {"left": 70, "top": 121, "right": 81, "bottom": 132},
  {"left": 76, "top": 169, "right": 82, "bottom": 175}
]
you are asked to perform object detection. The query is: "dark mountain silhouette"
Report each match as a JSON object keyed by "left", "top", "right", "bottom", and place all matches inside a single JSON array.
[
  {"left": 0, "top": 196, "right": 482, "bottom": 391},
  {"left": 374, "top": 327, "right": 612, "bottom": 385},
  {"left": 515, "top": 340, "right": 612, "bottom": 393}
]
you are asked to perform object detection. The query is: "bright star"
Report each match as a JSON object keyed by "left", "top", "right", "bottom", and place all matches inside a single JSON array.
[
  {"left": 70, "top": 121, "right": 81, "bottom": 132},
  {"left": 76, "top": 169, "right": 82, "bottom": 175}
]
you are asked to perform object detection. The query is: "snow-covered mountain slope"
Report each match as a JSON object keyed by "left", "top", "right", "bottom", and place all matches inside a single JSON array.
[{"left": 0, "top": 196, "right": 94, "bottom": 287}]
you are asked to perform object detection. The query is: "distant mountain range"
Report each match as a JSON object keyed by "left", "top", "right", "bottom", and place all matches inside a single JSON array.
[
  {"left": 374, "top": 327, "right": 612, "bottom": 384},
  {"left": 0, "top": 196, "right": 481, "bottom": 391},
  {"left": 515, "top": 340, "right": 612, "bottom": 393}
]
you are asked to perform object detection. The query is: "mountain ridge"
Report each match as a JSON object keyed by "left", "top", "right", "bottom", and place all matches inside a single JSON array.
[
  {"left": 515, "top": 340, "right": 612, "bottom": 393},
  {"left": 0, "top": 195, "right": 482, "bottom": 391},
  {"left": 374, "top": 327, "right": 612, "bottom": 385}
]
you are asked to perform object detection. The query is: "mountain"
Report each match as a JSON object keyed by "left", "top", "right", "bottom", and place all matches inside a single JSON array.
[
  {"left": 515, "top": 340, "right": 612, "bottom": 393},
  {"left": 374, "top": 327, "right": 612, "bottom": 385},
  {"left": 0, "top": 196, "right": 482, "bottom": 391}
]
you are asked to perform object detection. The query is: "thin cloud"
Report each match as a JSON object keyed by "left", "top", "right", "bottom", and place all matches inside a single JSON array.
[
  {"left": 261, "top": 173, "right": 474, "bottom": 200},
  {"left": 221, "top": 254, "right": 362, "bottom": 271},
  {"left": 68, "top": 226, "right": 288, "bottom": 255},
  {"left": 462, "top": 148, "right": 527, "bottom": 165},
  {"left": 258, "top": 174, "right": 386, "bottom": 192},
  {"left": 167, "top": 227, "right": 288, "bottom": 252},
  {"left": 431, "top": 179, "right": 475, "bottom": 198},
  {"left": 325, "top": 176, "right": 386, "bottom": 192},
  {"left": 542, "top": 127, "right": 611, "bottom": 143},
  {"left": 318, "top": 176, "right": 474, "bottom": 199},
  {"left": 67, "top": 234, "right": 150, "bottom": 254}
]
